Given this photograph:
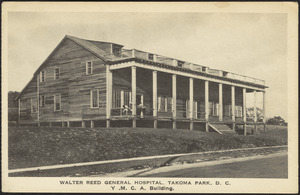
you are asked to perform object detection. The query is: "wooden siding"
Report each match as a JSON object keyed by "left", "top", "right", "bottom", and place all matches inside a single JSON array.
[
  {"left": 19, "top": 78, "right": 38, "bottom": 122},
  {"left": 20, "top": 38, "right": 107, "bottom": 122}
]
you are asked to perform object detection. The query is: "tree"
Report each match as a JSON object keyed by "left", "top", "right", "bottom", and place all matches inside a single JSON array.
[
  {"left": 8, "top": 91, "right": 20, "bottom": 122},
  {"left": 8, "top": 91, "right": 20, "bottom": 107},
  {"left": 267, "top": 116, "right": 287, "bottom": 126},
  {"left": 246, "top": 107, "right": 264, "bottom": 122}
]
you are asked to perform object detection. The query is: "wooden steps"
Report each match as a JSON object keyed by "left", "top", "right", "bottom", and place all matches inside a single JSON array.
[{"left": 208, "top": 123, "right": 236, "bottom": 134}]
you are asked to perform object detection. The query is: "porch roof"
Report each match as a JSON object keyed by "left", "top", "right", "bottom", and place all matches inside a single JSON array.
[{"left": 107, "top": 57, "right": 268, "bottom": 90}]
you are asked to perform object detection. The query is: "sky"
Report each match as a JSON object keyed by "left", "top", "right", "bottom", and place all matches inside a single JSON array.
[{"left": 7, "top": 12, "right": 287, "bottom": 119}]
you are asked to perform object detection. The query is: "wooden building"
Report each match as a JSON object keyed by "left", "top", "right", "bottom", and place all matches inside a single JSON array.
[{"left": 16, "top": 35, "right": 267, "bottom": 134}]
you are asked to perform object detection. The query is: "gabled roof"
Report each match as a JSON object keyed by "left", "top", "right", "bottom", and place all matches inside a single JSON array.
[
  {"left": 66, "top": 35, "right": 109, "bottom": 61},
  {"left": 16, "top": 35, "right": 121, "bottom": 100},
  {"left": 16, "top": 35, "right": 267, "bottom": 100}
]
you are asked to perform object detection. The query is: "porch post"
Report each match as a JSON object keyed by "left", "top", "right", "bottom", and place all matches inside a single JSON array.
[
  {"left": 243, "top": 88, "right": 247, "bottom": 122},
  {"left": 219, "top": 83, "right": 223, "bottom": 121},
  {"left": 205, "top": 80, "right": 209, "bottom": 132},
  {"left": 263, "top": 91, "right": 266, "bottom": 132},
  {"left": 189, "top": 78, "right": 194, "bottom": 130},
  {"left": 91, "top": 120, "right": 94, "bottom": 128},
  {"left": 253, "top": 90, "right": 257, "bottom": 122},
  {"left": 132, "top": 66, "right": 137, "bottom": 128},
  {"left": 120, "top": 90, "right": 124, "bottom": 108},
  {"left": 253, "top": 90, "right": 257, "bottom": 132},
  {"left": 243, "top": 88, "right": 247, "bottom": 135},
  {"left": 231, "top": 86, "right": 236, "bottom": 131},
  {"left": 82, "top": 121, "right": 85, "bottom": 128},
  {"left": 172, "top": 74, "right": 177, "bottom": 129},
  {"left": 231, "top": 86, "right": 236, "bottom": 121},
  {"left": 153, "top": 71, "right": 158, "bottom": 128},
  {"left": 106, "top": 65, "right": 112, "bottom": 128}
]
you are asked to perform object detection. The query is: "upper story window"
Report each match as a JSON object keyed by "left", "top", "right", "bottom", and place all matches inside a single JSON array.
[
  {"left": 148, "top": 54, "right": 154, "bottom": 61},
  {"left": 90, "top": 89, "right": 99, "bottom": 108},
  {"left": 40, "top": 70, "right": 45, "bottom": 82},
  {"left": 54, "top": 68, "right": 60, "bottom": 79},
  {"left": 54, "top": 94, "right": 61, "bottom": 111},
  {"left": 86, "top": 61, "right": 93, "bottom": 75}
]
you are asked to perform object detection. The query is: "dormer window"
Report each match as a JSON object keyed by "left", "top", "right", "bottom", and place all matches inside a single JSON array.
[
  {"left": 178, "top": 61, "right": 184, "bottom": 67},
  {"left": 148, "top": 54, "right": 154, "bottom": 61},
  {"left": 86, "top": 61, "right": 93, "bottom": 75},
  {"left": 112, "top": 45, "right": 121, "bottom": 57}
]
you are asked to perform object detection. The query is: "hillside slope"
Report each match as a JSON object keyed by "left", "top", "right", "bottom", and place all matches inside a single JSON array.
[{"left": 8, "top": 125, "right": 287, "bottom": 169}]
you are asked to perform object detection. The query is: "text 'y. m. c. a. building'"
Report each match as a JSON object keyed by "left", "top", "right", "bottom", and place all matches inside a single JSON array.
[{"left": 16, "top": 35, "right": 267, "bottom": 134}]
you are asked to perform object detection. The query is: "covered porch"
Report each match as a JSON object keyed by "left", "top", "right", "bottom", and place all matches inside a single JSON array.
[{"left": 106, "top": 62, "right": 266, "bottom": 134}]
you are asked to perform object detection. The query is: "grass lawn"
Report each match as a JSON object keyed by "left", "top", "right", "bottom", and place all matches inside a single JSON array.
[{"left": 8, "top": 125, "right": 287, "bottom": 169}]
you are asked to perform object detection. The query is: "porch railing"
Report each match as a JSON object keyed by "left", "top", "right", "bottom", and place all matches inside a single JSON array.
[{"left": 110, "top": 48, "right": 265, "bottom": 86}]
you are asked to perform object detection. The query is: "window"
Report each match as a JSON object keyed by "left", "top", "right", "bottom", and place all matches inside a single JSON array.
[
  {"left": 40, "top": 71, "right": 45, "bottom": 82},
  {"left": 213, "top": 102, "right": 219, "bottom": 116},
  {"left": 112, "top": 45, "right": 121, "bottom": 57},
  {"left": 86, "top": 61, "right": 93, "bottom": 75},
  {"left": 54, "top": 68, "right": 60, "bottom": 79},
  {"left": 209, "top": 102, "right": 213, "bottom": 116},
  {"left": 31, "top": 98, "right": 37, "bottom": 113},
  {"left": 148, "top": 54, "right": 154, "bottom": 60},
  {"left": 193, "top": 101, "right": 198, "bottom": 119},
  {"left": 112, "top": 90, "right": 121, "bottom": 108},
  {"left": 209, "top": 102, "right": 219, "bottom": 116},
  {"left": 202, "top": 67, "right": 206, "bottom": 72},
  {"left": 199, "top": 102, "right": 205, "bottom": 117},
  {"left": 124, "top": 91, "right": 131, "bottom": 107},
  {"left": 178, "top": 61, "right": 184, "bottom": 67},
  {"left": 158, "top": 96, "right": 168, "bottom": 112},
  {"left": 39, "top": 95, "right": 45, "bottom": 107},
  {"left": 90, "top": 90, "right": 99, "bottom": 108},
  {"left": 224, "top": 105, "right": 232, "bottom": 116},
  {"left": 54, "top": 94, "right": 61, "bottom": 111},
  {"left": 158, "top": 97, "right": 161, "bottom": 111},
  {"left": 186, "top": 100, "right": 198, "bottom": 118},
  {"left": 235, "top": 106, "right": 243, "bottom": 117}
]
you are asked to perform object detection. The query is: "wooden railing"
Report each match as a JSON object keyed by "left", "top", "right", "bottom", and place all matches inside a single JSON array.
[{"left": 110, "top": 49, "right": 265, "bottom": 86}]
